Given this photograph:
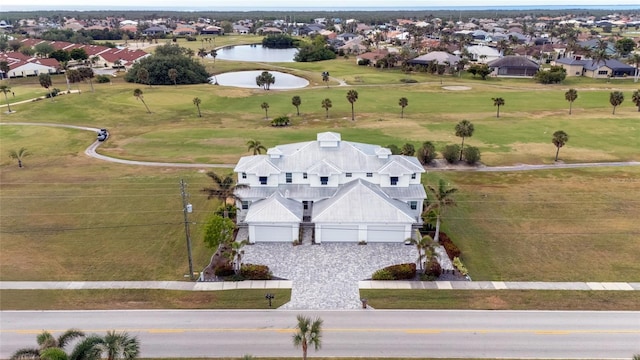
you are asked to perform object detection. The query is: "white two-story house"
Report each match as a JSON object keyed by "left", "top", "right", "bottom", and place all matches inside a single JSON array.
[{"left": 234, "top": 132, "right": 426, "bottom": 243}]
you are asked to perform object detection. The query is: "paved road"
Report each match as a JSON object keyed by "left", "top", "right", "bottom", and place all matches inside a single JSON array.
[
  {"left": 1, "top": 122, "right": 638, "bottom": 171},
  {"left": 1, "top": 310, "right": 638, "bottom": 359}
]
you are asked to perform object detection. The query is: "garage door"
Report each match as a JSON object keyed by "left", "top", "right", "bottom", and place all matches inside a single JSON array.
[
  {"left": 367, "top": 225, "right": 406, "bottom": 243},
  {"left": 320, "top": 224, "right": 358, "bottom": 243},
  {"left": 253, "top": 224, "right": 294, "bottom": 242}
]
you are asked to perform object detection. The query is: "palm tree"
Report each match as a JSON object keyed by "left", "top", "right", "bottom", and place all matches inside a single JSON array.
[
  {"left": 210, "top": 49, "right": 218, "bottom": 64},
  {"left": 247, "top": 139, "right": 266, "bottom": 155},
  {"left": 1, "top": 84, "right": 12, "bottom": 112},
  {"left": 228, "top": 239, "right": 249, "bottom": 274},
  {"left": 398, "top": 97, "right": 408, "bottom": 118},
  {"left": 38, "top": 73, "right": 54, "bottom": 101},
  {"left": 9, "top": 147, "right": 31, "bottom": 168},
  {"left": 97, "top": 331, "right": 140, "bottom": 360},
  {"left": 193, "top": 97, "right": 202, "bottom": 117},
  {"left": 133, "top": 88, "right": 151, "bottom": 114},
  {"left": 168, "top": 68, "right": 178, "bottom": 86},
  {"left": 197, "top": 48, "right": 208, "bottom": 58},
  {"left": 321, "top": 98, "right": 332, "bottom": 119},
  {"left": 424, "top": 179, "right": 457, "bottom": 243},
  {"left": 66, "top": 69, "right": 83, "bottom": 93},
  {"left": 11, "top": 329, "right": 85, "bottom": 360},
  {"left": 78, "top": 67, "right": 94, "bottom": 92},
  {"left": 632, "top": 89, "right": 640, "bottom": 112},
  {"left": 628, "top": 53, "right": 640, "bottom": 82},
  {"left": 0, "top": 60, "right": 10, "bottom": 81},
  {"left": 292, "top": 314, "right": 323, "bottom": 360},
  {"left": 552, "top": 130, "right": 569, "bottom": 161},
  {"left": 492, "top": 97, "right": 505, "bottom": 118},
  {"left": 455, "top": 120, "right": 474, "bottom": 161},
  {"left": 291, "top": 96, "right": 302, "bottom": 116},
  {"left": 408, "top": 234, "right": 435, "bottom": 272},
  {"left": 565, "top": 88, "right": 578, "bottom": 115},
  {"left": 609, "top": 91, "right": 624, "bottom": 114},
  {"left": 321, "top": 71, "right": 330, "bottom": 87},
  {"left": 346, "top": 89, "right": 358, "bottom": 121},
  {"left": 260, "top": 102, "right": 269, "bottom": 120},
  {"left": 202, "top": 171, "right": 249, "bottom": 218}
]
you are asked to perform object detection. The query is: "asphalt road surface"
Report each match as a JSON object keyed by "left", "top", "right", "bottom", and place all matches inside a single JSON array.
[{"left": 1, "top": 310, "right": 639, "bottom": 359}]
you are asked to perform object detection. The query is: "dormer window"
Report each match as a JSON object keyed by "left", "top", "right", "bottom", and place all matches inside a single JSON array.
[
  {"left": 303, "top": 172, "right": 308, "bottom": 179},
  {"left": 411, "top": 173, "right": 416, "bottom": 179},
  {"left": 320, "top": 176, "right": 329, "bottom": 185},
  {"left": 366, "top": 173, "right": 373, "bottom": 178},
  {"left": 345, "top": 172, "right": 352, "bottom": 178},
  {"left": 286, "top": 173, "right": 292, "bottom": 183},
  {"left": 259, "top": 176, "right": 268, "bottom": 185},
  {"left": 390, "top": 177, "right": 398, "bottom": 186},
  {"left": 242, "top": 172, "right": 247, "bottom": 179}
]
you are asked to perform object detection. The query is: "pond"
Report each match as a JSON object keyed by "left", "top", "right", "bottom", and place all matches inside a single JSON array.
[
  {"left": 210, "top": 71, "right": 309, "bottom": 90},
  {"left": 211, "top": 44, "right": 298, "bottom": 63}
]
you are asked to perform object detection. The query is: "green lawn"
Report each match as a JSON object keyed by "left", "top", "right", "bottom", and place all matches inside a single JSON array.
[{"left": 1, "top": 58, "right": 639, "bottom": 297}]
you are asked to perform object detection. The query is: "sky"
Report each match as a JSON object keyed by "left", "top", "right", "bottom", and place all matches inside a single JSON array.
[{"left": 3, "top": 0, "right": 640, "bottom": 10}]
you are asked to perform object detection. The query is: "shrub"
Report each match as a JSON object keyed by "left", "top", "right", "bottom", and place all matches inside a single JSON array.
[
  {"left": 386, "top": 144, "right": 400, "bottom": 155},
  {"left": 45, "top": 88, "right": 61, "bottom": 98},
  {"left": 271, "top": 116, "right": 290, "bottom": 127},
  {"left": 417, "top": 141, "right": 437, "bottom": 165},
  {"left": 357, "top": 58, "right": 371, "bottom": 66},
  {"left": 400, "top": 78, "right": 418, "bottom": 83},
  {"left": 442, "top": 144, "right": 461, "bottom": 164},
  {"left": 384, "top": 263, "right": 416, "bottom": 280},
  {"left": 185, "top": 36, "right": 197, "bottom": 41},
  {"left": 463, "top": 146, "right": 481, "bottom": 165},
  {"left": 440, "top": 233, "right": 461, "bottom": 260},
  {"left": 241, "top": 263, "right": 272, "bottom": 280},
  {"left": 214, "top": 204, "right": 237, "bottom": 220},
  {"left": 425, "top": 256, "right": 442, "bottom": 278},
  {"left": 214, "top": 263, "right": 234, "bottom": 277},
  {"left": 453, "top": 257, "right": 469, "bottom": 276},
  {"left": 96, "top": 75, "right": 111, "bottom": 83},
  {"left": 534, "top": 66, "right": 566, "bottom": 84},
  {"left": 372, "top": 269, "right": 394, "bottom": 280},
  {"left": 420, "top": 273, "right": 438, "bottom": 281},
  {"left": 225, "top": 274, "right": 245, "bottom": 282}
]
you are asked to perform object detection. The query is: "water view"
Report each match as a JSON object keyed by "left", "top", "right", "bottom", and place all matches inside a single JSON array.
[
  {"left": 212, "top": 44, "right": 298, "bottom": 62},
  {"left": 210, "top": 71, "right": 309, "bottom": 89}
]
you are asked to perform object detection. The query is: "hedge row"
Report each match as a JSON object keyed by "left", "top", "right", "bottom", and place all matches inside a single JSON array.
[{"left": 372, "top": 263, "right": 416, "bottom": 280}]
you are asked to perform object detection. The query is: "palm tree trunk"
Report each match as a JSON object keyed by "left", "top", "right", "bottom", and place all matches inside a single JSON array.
[
  {"left": 612, "top": 106, "right": 616, "bottom": 115},
  {"left": 3, "top": 93, "right": 10, "bottom": 112},
  {"left": 459, "top": 137, "right": 465, "bottom": 161},
  {"left": 18, "top": 159, "right": 22, "bottom": 168},
  {"left": 302, "top": 342, "right": 308, "bottom": 360},
  {"left": 142, "top": 100, "right": 151, "bottom": 113},
  {"left": 89, "top": 79, "right": 94, "bottom": 92},
  {"left": 351, "top": 104, "right": 355, "bottom": 120},
  {"left": 401, "top": 108, "right": 404, "bottom": 118},
  {"left": 496, "top": 106, "right": 500, "bottom": 118},
  {"left": 434, "top": 216, "right": 441, "bottom": 243},
  {"left": 555, "top": 146, "right": 560, "bottom": 161},
  {"left": 569, "top": 102, "right": 572, "bottom": 115}
]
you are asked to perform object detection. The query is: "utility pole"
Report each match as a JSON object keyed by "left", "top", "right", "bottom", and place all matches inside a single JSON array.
[{"left": 180, "top": 179, "right": 195, "bottom": 281}]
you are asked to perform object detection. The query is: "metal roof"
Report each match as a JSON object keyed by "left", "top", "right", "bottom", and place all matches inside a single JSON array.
[
  {"left": 244, "top": 192, "right": 303, "bottom": 223},
  {"left": 312, "top": 179, "right": 416, "bottom": 223}
]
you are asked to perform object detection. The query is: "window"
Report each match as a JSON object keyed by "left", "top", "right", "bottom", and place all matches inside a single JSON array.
[
  {"left": 303, "top": 172, "right": 308, "bottom": 179},
  {"left": 241, "top": 201, "right": 250, "bottom": 210},
  {"left": 242, "top": 172, "right": 247, "bottom": 179},
  {"left": 286, "top": 173, "right": 292, "bottom": 183},
  {"left": 259, "top": 176, "right": 267, "bottom": 185},
  {"left": 320, "top": 176, "right": 329, "bottom": 185},
  {"left": 410, "top": 201, "right": 417, "bottom": 210},
  {"left": 411, "top": 173, "right": 416, "bottom": 179},
  {"left": 598, "top": 70, "right": 608, "bottom": 75},
  {"left": 390, "top": 176, "right": 399, "bottom": 186},
  {"left": 345, "top": 172, "right": 352, "bottom": 178},
  {"left": 366, "top": 173, "right": 373, "bottom": 178}
]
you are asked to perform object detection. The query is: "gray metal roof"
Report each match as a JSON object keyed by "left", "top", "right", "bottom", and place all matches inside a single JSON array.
[
  {"left": 312, "top": 179, "right": 416, "bottom": 223},
  {"left": 244, "top": 192, "right": 303, "bottom": 223},
  {"left": 236, "top": 132, "right": 425, "bottom": 176}
]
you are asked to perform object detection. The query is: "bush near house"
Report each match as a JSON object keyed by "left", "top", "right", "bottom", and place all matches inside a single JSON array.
[
  {"left": 463, "top": 146, "right": 481, "bottom": 165},
  {"left": 425, "top": 256, "right": 442, "bottom": 278},
  {"left": 241, "top": 263, "right": 272, "bottom": 280},
  {"left": 374, "top": 263, "right": 417, "bottom": 280},
  {"left": 439, "top": 232, "right": 461, "bottom": 260},
  {"left": 271, "top": 116, "right": 290, "bottom": 127},
  {"left": 442, "top": 144, "right": 461, "bottom": 164}
]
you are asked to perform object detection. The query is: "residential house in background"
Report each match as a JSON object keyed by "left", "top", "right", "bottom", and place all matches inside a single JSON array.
[
  {"left": 234, "top": 132, "right": 426, "bottom": 243},
  {"left": 488, "top": 55, "right": 540, "bottom": 76},
  {"left": 554, "top": 58, "right": 636, "bottom": 78}
]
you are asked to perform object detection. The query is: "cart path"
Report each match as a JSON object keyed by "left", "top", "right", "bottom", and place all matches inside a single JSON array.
[{"left": 1, "top": 122, "right": 638, "bottom": 171}]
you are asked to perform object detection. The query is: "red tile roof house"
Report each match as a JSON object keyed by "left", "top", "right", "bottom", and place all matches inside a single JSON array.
[{"left": 97, "top": 48, "right": 150, "bottom": 69}]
